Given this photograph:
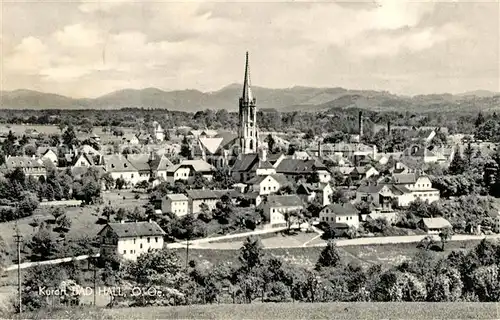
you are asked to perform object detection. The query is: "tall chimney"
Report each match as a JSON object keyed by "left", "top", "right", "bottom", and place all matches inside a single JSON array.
[
  {"left": 318, "top": 140, "right": 322, "bottom": 157},
  {"left": 387, "top": 120, "right": 391, "bottom": 135},
  {"left": 358, "top": 111, "right": 363, "bottom": 139}
]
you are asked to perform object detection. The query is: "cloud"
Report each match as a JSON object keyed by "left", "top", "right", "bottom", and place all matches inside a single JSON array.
[{"left": 1, "top": 1, "right": 497, "bottom": 97}]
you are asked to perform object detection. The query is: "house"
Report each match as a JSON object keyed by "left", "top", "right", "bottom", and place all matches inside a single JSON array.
[
  {"left": 246, "top": 173, "right": 289, "bottom": 195},
  {"left": 186, "top": 189, "right": 224, "bottom": 214},
  {"left": 149, "top": 154, "right": 174, "bottom": 180},
  {"left": 275, "top": 159, "right": 330, "bottom": 183},
  {"left": 319, "top": 203, "right": 360, "bottom": 229},
  {"left": 261, "top": 195, "right": 304, "bottom": 227},
  {"left": 1, "top": 156, "right": 47, "bottom": 178},
  {"left": 376, "top": 173, "right": 440, "bottom": 207},
  {"left": 161, "top": 194, "right": 189, "bottom": 217},
  {"left": 103, "top": 155, "right": 140, "bottom": 187},
  {"left": 296, "top": 182, "right": 333, "bottom": 206},
  {"left": 126, "top": 154, "right": 153, "bottom": 183},
  {"left": 71, "top": 153, "right": 94, "bottom": 168},
  {"left": 349, "top": 166, "right": 379, "bottom": 182},
  {"left": 153, "top": 121, "right": 165, "bottom": 142},
  {"left": 122, "top": 134, "right": 139, "bottom": 145},
  {"left": 165, "top": 159, "right": 215, "bottom": 183},
  {"left": 98, "top": 220, "right": 166, "bottom": 261},
  {"left": 418, "top": 217, "right": 452, "bottom": 234},
  {"left": 231, "top": 149, "right": 275, "bottom": 183},
  {"left": 356, "top": 184, "right": 396, "bottom": 209},
  {"left": 40, "top": 148, "right": 58, "bottom": 166}
]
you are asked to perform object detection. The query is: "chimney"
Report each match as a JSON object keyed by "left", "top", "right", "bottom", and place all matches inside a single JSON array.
[
  {"left": 318, "top": 140, "right": 322, "bottom": 157},
  {"left": 387, "top": 121, "right": 391, "bottom": 135},
  {"left": 358, "top": 111, "right": 363, "bottom": 139},
  {"left": 372, "top": 145, "right": 377, "bottom": 159}
]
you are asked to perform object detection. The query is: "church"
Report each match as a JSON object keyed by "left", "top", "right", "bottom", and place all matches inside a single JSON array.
[{"left": 194, "top": 52, "right": 268, "bottom": 174}]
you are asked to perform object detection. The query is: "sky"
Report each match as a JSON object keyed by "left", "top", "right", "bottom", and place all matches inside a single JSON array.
[{"left": 0, "top": 0, "right": 499, "bottom": 98}]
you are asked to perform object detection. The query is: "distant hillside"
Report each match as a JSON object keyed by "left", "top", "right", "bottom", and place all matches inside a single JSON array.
[{"left": 1, "top": 86, "right": 499, "bottom": 113}]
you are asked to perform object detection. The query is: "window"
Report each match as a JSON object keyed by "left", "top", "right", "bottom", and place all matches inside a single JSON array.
[
  {"left": 133, "top": 239, "right": 136, "bottom": 244},
  {"left": 131, "top": 174, "right": 134, "bottom": 178},
  {"left": 123, "top": 250, "right": 127, "bottom": 254},
  {"left": 147, "top": 237, "right": 150, "bottom": 243},
  {"left": 140, "top": 244, "right": 143, "bottom": 249},
  {"left": 155, "top": 237, "right": 158, "bottom": 243}
]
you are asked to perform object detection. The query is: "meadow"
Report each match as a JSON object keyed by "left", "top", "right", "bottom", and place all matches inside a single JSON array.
[{"left": 14, "top": 302, "right": 500, "bottom": 320}]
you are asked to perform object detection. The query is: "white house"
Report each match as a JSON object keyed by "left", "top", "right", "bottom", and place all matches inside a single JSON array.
[
  {"left": 319, "top": 203, "right": 360, "bottom": 229},
  {"left": 98, "top": 220, "right": 166, "bottom": 261},
  {"left": 246, "top": 173, "right": 289, "bottom": 196},
  {"left": 41, "top": 149, "right": 58, "bottom": 166},
  {"left": 261, "top": 195, "right": 304, "bottom": 227},
  {"left": 162, "top": 194, "right": 189, "bottom": 217},
  {"left": 103, "top": 155, "right": 141, "bottom": 187}
]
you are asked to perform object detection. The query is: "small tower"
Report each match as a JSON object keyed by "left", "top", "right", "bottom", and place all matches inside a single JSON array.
[{"left": 238, "top": 52, "right": 258, "bottom": 154}]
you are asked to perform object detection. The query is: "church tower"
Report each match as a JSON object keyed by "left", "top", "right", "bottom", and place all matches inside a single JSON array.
[{"left": 238, "top": 52, "right": 258, "bottom": 154}]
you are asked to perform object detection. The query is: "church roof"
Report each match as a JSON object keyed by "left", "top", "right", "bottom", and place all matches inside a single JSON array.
[
  {"left": 199, "top": 137, "right": 224, "bottom": 154},
  {"left": 241, "top": 51, "right": 254, "bottom": 103}
]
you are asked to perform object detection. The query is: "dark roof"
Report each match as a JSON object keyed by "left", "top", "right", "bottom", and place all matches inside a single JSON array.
[
  {"left": 357, "top": 184, "right": 387, "bottom": 194},
  {"left": 126, "top": 154, "right": 151, "bottom": 171},
  {"left": 215, "top": 131, "right": 238, "bottom": 149},
  {"left": 186, "top": 189, "right": 220, "bottom": 200},
  {"left": 100, "top": 221, "right": 166, "bottom": 238},
  {"left": 232, "top": 153, "right": 259, "bottom": 172},
  {"left": 258, "top": 160, "right": 274, "bottom": 169},
  {"left": 275, "top": 159, "right": 327, "bottom": 174},
  {"left": 323, "top": 203, "right": 358, "bottom": 216},
  {"left": 267, "top": 195, "right": 303, "bottom": 208},
  {"left": 392, "top": 173, "right": 417, "bottom": 184}
]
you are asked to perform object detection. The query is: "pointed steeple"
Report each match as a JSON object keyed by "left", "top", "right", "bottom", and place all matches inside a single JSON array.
[{"left": 242, "top": 51, "right": 253, "bottom": 103}]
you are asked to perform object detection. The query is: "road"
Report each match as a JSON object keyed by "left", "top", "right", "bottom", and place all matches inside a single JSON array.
[
  {"left": 179, "top": 233, "right": 500, "bottom": 250},
  {"left": 3, "top": 254, "right": 100, "bottom": 272}
]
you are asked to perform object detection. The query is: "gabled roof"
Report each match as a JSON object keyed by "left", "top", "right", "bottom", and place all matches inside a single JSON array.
[
  {"left": 165, "top": 194, "right": 189, "bottom": 202},
  {"left": 420, "top": 217, "right": 452, "bottom": 229},
  {"left": 266, "top": 194, "right": 303, "bottom": 208},
  {"left": 247, "top": 173, "right": 289, "bottom": 186},
  {"left": 357, "top": 184, "right": 387, "bottom": 194},
  {"left": 103, "top": 155, "right": 138, "bottom": 172},
  {"left": 392, "top": 173, "right": 418, "bottom": 184},
  {"left": 232, "top": 153, "right": 259, "bottom": 172},
  {"left": 99, "top": 221, "right": 166, "bottom": 238},
  {"left": 72, "top": 153, "right": 94, "bottom": 166},
  {"left": 275, "top": 159, "right": 327, "bottom": 173},
  {"left": 79, "top": 144, "right": 101, "bottom": 156},
  {"left": 258, "top": 160, "right": 274, "bottom": 169},
  {"left": 323, "top": 203, "right": 358, "bottom": 216},
  {"left": 126, "top": 154, "right": 151, "bottom": 171},
  {"left": 150, "top": 155, "right": 173, "bottom": 171},
  {"left": 215, "top": 131, "right": 238, "bottom": 149},
  {"left": 199, "top": 137, "right": 224, "bottom": 154},
  {"left": 4, "top": 156, "right": 44, "bottom": 169},
  {"left": 186, "top": 189, "right": 220, "bottom": 200},
  {"left": 179, "top": 159, "right": 214, "bottom": 172}
]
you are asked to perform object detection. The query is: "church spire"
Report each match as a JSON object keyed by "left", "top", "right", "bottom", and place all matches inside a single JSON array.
[{"left": 242, "top": 51, "right": 253, "bottom": 103}]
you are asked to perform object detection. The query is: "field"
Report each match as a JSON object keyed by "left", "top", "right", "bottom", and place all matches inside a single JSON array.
[
  {"left": 0, "top": 191, "right": 149, "bottom": 262},
  {"left": 177, "top": 239, "right": 481, "bottom": 269},
  {"left": 14, "top": 302, "right": 500, "bottom": 320}
]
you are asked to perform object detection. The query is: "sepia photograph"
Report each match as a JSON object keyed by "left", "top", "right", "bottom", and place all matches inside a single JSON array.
[{"left": 0, "top": 0, "right": 500, "bottom": 319}]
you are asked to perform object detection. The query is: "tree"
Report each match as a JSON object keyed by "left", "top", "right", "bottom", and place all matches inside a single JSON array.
[
  {"left": 266, "top": 134, "right": 276, "bottom": 153},
  {"left": 29, "top": 226, "right": 60, "bottom": 261},
  {"left": 57, "top": 214, "right": 72, "bottom": 232},
  {"left": 18, "top": 191, "right": 39, "bottom": 217},
  {"left": 239, "top": 236, "right": 264, "bottom": 271},
  {"left": 316, "top": 241, "right": 342, "bottom": 270},
  {"left": 62, "top": 125, "right": 78, "bottom": 147},
  {"left": 115, "top": 177, "right": 126, "bottom": 190},
  {"left": 439, "top": 226, "right": 453, "bottom": 251},
  {"left": 475, "top": 112, "right": 485, "bottom": 128},
  {"left": 180, "top": 135, "right": 192, "bottom": 159},
  {"left": 471, "top": 264, "right": 500, "bottom": 301}
]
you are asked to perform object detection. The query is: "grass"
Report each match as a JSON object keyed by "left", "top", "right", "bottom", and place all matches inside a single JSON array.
[
  {"left": 0, "top": 191, "right": 148, "bottom": 263},
  {"left": 196, "top": 231, "right": 319, "bottom": 250},
  {"left": 177, "top": 240, "right": 483, "bottom": 269},
  {"left": 15, "top": 302, "right": 500, "bottom": 320}
]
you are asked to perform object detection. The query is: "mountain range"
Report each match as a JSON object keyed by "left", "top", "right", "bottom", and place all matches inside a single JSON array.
[{"left": 1, "top": 85, "right": 499, "bottom": 113}]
